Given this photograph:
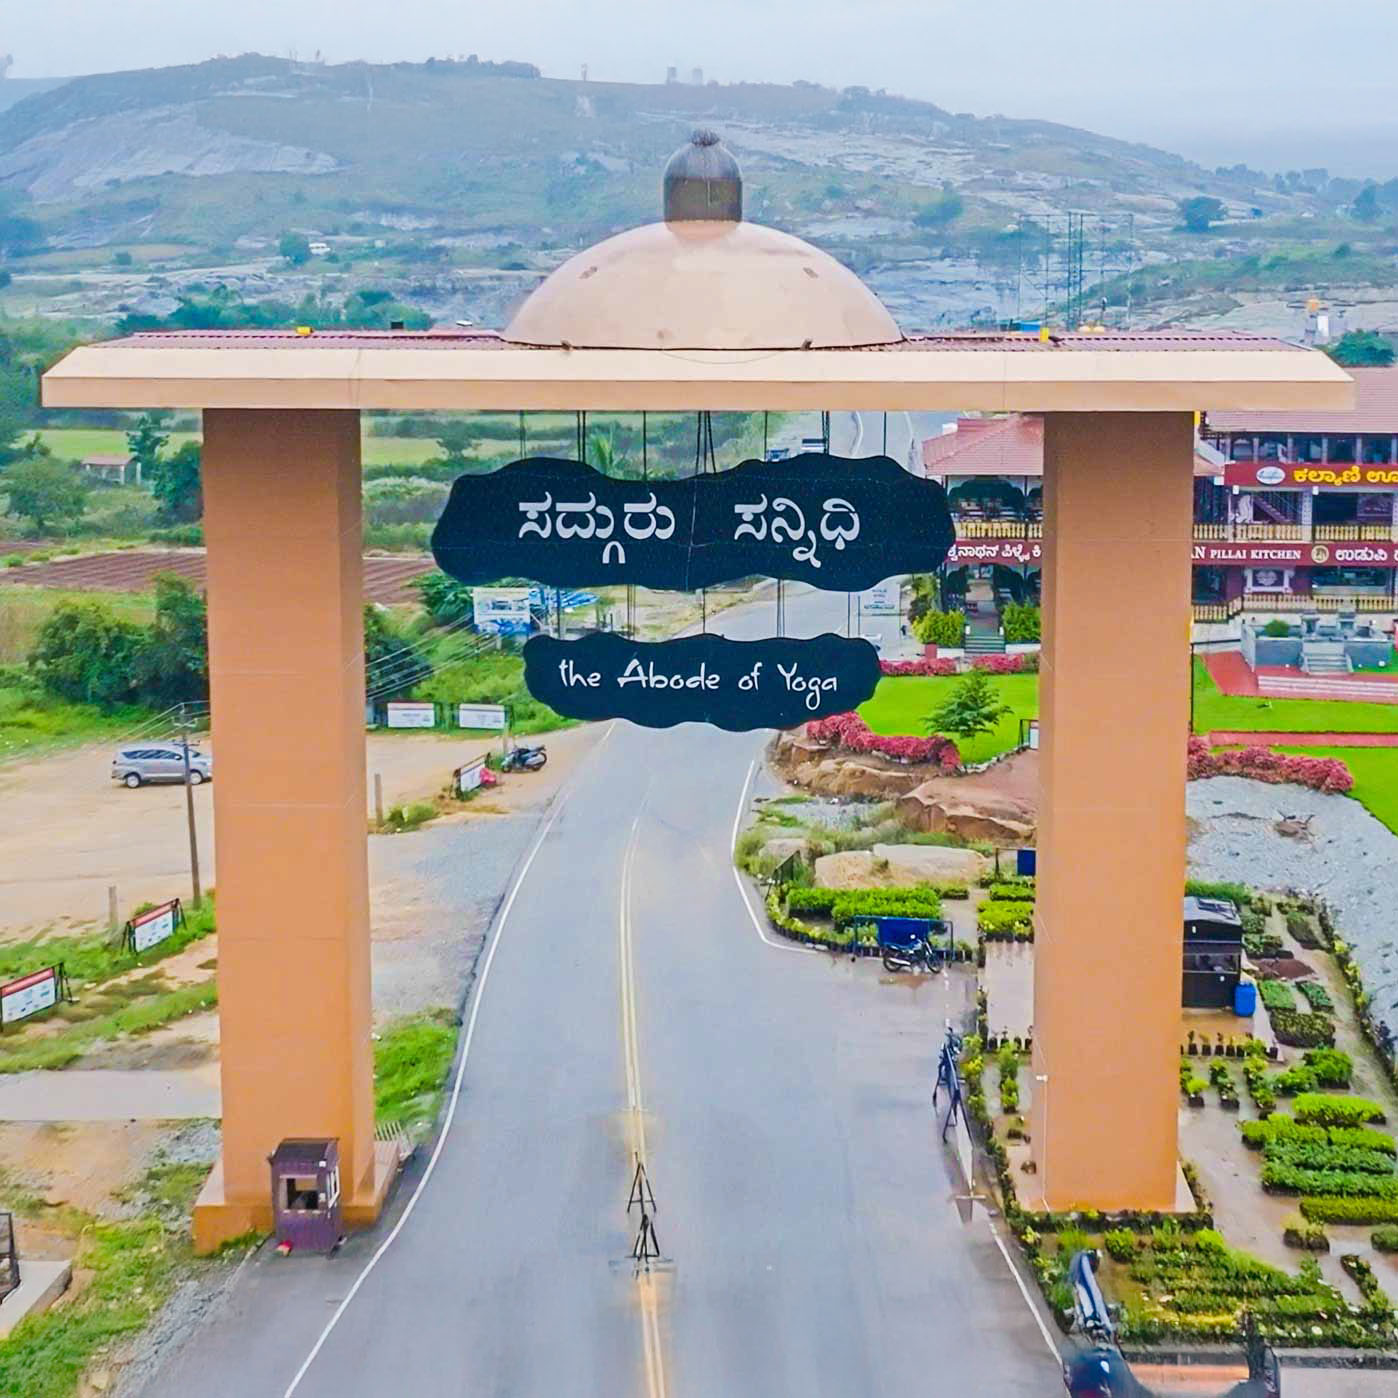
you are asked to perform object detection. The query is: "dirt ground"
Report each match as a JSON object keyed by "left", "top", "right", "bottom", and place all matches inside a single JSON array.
[{"left": 0, "top": 724, "right": 598, "bottom": 938}]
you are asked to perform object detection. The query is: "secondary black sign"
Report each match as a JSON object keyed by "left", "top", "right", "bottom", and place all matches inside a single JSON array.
[
  {"left": 432, "top": 453, "right": 953, "bottom": 593},
  {"left": 523, "top": 632, "right": 881, "bottom": 731}
]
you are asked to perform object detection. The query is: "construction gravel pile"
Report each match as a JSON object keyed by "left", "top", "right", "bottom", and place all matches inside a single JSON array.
[{"left": 1187, "top": 776, "right": 1398, "bottom": 1029}]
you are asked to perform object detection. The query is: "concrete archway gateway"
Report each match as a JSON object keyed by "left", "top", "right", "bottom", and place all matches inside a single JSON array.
[{"left": 44, "top": 152, "right": 1350, "bottom": 1253}]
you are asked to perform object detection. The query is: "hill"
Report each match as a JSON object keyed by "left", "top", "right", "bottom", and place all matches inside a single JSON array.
[{"left": 0, "top": 53, "right": 1392, "bottom": 334}]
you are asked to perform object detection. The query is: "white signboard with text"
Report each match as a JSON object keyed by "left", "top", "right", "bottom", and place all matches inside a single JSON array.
[
  {"left": 457, "top": 704, "right": 508, "bottom": 731},
  {"left": 457, "top": 760, "right": 487, "bottom": 796},
  {"left": 1, "top": 967, "right": 59, "bottom": 1025},
  {"left": 473, "top": 588, "right": 533, "bottom": 633},
  {"left": 860, "top": 580, "right": 900, "bottom": 615},
  {"left": 386, "top": 702, "right": 436, "bottom": 729},
  {"left": 131, "top": 901, "right": 179, "bottom": 954}
]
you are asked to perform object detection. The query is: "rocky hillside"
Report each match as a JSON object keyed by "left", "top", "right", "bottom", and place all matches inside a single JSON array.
[{"left": 0, "top": 54, "right": 1389, "bottom": 334}]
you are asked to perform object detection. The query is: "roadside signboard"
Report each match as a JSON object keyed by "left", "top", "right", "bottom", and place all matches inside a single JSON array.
[
  {"left": 386, "top": 702, "right": 436, "bottom": 729},
  {"left": 457, "top": 703, "right": 508, "bottom": 731},
  {"left": 0, "top": 966, "right": 65, "bottom": 1027},
  {"left": 127, "top": 898, "right": 185, "bottom": 954},
  {"left": 473, "top": 588, "right": 533, "bottom": 633},
  {"left": 456, "top": 759, "right": 487, "bottom": 796},
  {"left": 860, "top": 580, "right": 900, "bottom": 615}
]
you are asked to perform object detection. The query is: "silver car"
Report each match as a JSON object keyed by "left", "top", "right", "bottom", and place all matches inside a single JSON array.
[{"left": 111, "top": 744, "right": 212, "bottom": 789}]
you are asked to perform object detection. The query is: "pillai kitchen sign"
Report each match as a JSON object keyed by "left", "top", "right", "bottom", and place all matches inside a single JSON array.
[
  {"left": 432, "top": 453, "right": 953, "bottom": 592},
  {"left": 433, "top": 453, "right": 953, "bottom": 732}
]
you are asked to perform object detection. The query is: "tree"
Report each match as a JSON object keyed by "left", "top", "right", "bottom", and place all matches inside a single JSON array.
[
  {"left": 149, "top": 440, "right": 202, "bottom": 522},
  {"left": 1352, "top": 184, "right": 1381, "bottom": 223},
  {"left": 433, "top": 421, "right": 475, "bottom": 469},
  {"left": 1326, "top": 330, "right": 1396, "bottom": 368},
  {"left": 2, "top": 456, "right": 88, "bottom": 533},
  {"left": 363, "top": 605, "right": 431, "bottom": 699},
  {"left": 1177, "top": 196, "right": 1225, "bottom": 233},
  {"left": 413, "top": 570, "right": 473, "bottom": 626},
  {"left": 131, "top": 575, "right": 209, "bottom": 708},
  {"left": 913, "top": 187, "right": 964, "bottom": 229},
  {"left": 278, "top": 232, "right": 313, "bottom": 266},
  {"left": 29, "top": 600, "right": 143, "bottom": 708},
  {"left": 126, "top": 411, "right": 170, "bottom": 483},
  {"left": 924, "top": 668, "right": 1011, "bottom": 742}
]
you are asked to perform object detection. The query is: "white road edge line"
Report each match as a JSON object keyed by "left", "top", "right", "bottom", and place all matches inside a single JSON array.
[
  {"left": 283, "top": 723, "right": 616, "bottom": 1398},
  {"left": 988, "top": 1216, "right": 1062, "bottom": 1362},
  {"left": 730, "top": 756, "right": 820, "bottom": 957}
]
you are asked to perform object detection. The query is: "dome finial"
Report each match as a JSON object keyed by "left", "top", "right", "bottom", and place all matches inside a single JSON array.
[{"left": 663, "top": 130, "right": 742, "bottom": 222}]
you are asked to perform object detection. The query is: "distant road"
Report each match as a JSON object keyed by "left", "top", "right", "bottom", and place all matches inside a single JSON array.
[{"left": 837, "top": 409, "right": 950, "bottom": 471}]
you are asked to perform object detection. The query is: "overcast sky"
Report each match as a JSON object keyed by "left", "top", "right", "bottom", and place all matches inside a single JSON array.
[{"left": 6, "top": 1, "right": 1397, "bottom": 176}]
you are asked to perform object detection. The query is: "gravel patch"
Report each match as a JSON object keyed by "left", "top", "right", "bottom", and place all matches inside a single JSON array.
[{"left": 1187, "top": 776, "right": 1398, "bottom": 1031}]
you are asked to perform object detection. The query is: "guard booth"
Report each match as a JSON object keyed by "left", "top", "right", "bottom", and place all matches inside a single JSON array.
[
  {"left": 269, "top": 1138, "right": 343, "bottom": 1253},
  {"left": 1181, "top": 897, "right": 1243, "bottom": 1009}
]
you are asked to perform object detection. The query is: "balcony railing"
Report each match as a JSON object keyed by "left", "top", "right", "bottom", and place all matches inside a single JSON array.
[
  {"left": 956, "top": 518, "right": 1398, "bottom": 545},
  {"left": 1313, "top": 523, "right": 1395, "bottom": 541},
  {"left": 1192, "top": 600, "right": 1243, "bottom": 622},
  {"left": 953, "top": 520, "right": 1042, "bottom": 539},
  {"left": 1241, "top": 592, "right": 1396, "bottom": 612}
]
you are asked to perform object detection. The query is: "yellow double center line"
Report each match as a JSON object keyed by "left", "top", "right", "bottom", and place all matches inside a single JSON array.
[{"left": 619, "top": 810, "right": 667, "bottom": 1398}]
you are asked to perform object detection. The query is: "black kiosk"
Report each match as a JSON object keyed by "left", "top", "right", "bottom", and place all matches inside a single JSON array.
[{"left": 1182, "top": 896, "right": 1244, "bottom": 1009}]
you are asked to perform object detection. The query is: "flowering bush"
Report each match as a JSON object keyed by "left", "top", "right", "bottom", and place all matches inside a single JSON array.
[
  {"left": 806, "top": 711, "right": 962, "bottom": 770},
  {"left": 879, "top": 657, "right": 957, "bottom": 677},
  {"left": 970, "top": 654, "right": 1035, "bottom": 675},
  {"left": 1187, "top": 738, "right": 1354, "bottom": 794}
]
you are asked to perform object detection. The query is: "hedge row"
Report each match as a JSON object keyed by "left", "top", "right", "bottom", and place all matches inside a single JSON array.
[
  {"left": 1300, "top": 1196, "right": 1398, "bottom": 1225},
  {"left": 1293, "top": 1094, "right": 1386, "bottom": 1127},
  {"left": 1268, "top": 1010, "right": 1336, "bottom": 1049},
  {"left": 786, "top": 884, "right": 943, "bottom": 924},
  {"left": 1263, "top": 1139, "right": 1396, "bottom": 1177},
  {"left": 1261, "top": 1163, "right": 1398, "bottom": 1199},
  {"left": 1186, "top": 737, "right": 1354, "bottom": 793},
  {"left": 988, "top": 882, "right": 1036, "bottom": 902},
  {"left": 977, "top": 900, "right": 1035, "bottom": 940},
  {"left": 1240, "top": 1116, "right": 1395, "bottom": 1155},
  {"left": 805, "top": 712, "right": 961, "bottom": 769}
]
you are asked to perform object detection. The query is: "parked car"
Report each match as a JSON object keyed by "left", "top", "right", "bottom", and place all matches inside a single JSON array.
[{"left": 111, "top": 744, "right": 212, "bottom": 788}]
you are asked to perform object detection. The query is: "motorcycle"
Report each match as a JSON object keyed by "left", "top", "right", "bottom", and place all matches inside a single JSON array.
[
  {"left": 500, "top": 744, "right": 547, "bottom": 773},
  {"left": 879, "top": 918, "right": 949, "bottom": 974}
]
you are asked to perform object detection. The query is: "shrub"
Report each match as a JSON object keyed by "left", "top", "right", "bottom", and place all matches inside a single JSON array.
[
  {"left": 1258, "top": 979, "right": 1296, "bottom": 1012},
  {"left": 879, "top": 657, "right": 957, "bottom": 677},
  {"left": 989, "top": 882, "right": 1036, "bottom": 902},
  {"left": 1185, "top": 879, "right": 1252, "bottom": 906},
  {"left": 1269, "top": 1010, "right": 1336, "bottom": 1049},
  {"left": 829, "top": 887, "right": 943, "bottom": 925},
  {"left": 1282, "top": 1212, "right": 1329, "bottom": 1251},
  {"left": 1294, "top": 1095, "right": 1386, "bottom": 1128},
  {"left": 1295, "top": 981, "right": 1334, "bottom": 1014},
  {"left": 1260, "top": 1162, "right": 1398, "bottom": 1198},
  {"left": 969, "top": 654, "right": 1029, "bottom": 674},
  {"left": 805, "top": 711, "right": 962, "bottom": 770},
  {"left": 1243, "top": 931, "right": 1285, "bottom": 959},
  {"left": 1302, "top": 1048, "right": 1352, "bottom": 1088},
  {"left": 1102, "top": 1228, "right": 1136, "bottom": 1262},
  {"left": 1241, "top": 1117, "right": 1327, "bottom": 1150},
  {"left": 1300, "top": 1197, "right": 1398, "bottom": 1225},
  {"left": 1372, "top": 1225, "right": 1398, "bottom": 1253},
  {"left": 977, "top": 900, "right": 1035, "bottom": 941},
  {"left": 1186, "top": 737, "right": 1353, "bottom": 794},
  {"left": 1264, "top": 1139, "right": 1395, "bottom": 1176},
  {"left": 911, "top": 609, "right": 965, "bottom": 647},
  {"left": 1270, "top": 1065, "right": 1318, "bottom": 1096},
  {"left": 1001, "top": 602, "right": 1041, "bottom": 644},
  {"left": 1262, "top": 619, "right": 1292, "bottom": 638}
]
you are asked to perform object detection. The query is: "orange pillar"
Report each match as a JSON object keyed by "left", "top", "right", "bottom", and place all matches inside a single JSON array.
[
  {"left": 1029, "top": 411, "right": 1193, "bottom": 1211},
  {"left": 192, "top": 409, "right": 389, "bottom": 1252}
]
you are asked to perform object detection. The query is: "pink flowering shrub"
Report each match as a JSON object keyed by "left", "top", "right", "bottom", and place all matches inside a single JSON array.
[
  {"left": 970, "top": 654, "right": 1029, "bottom": 675},
  {"left": 806, "top": 712, "right": 962, "bottom": 770},
  {"left": 879, "top": 657, "right": 957, "bottom": 677},
  {"left": 1187, "top": 737, "right": 1353, "bottom": 794}
]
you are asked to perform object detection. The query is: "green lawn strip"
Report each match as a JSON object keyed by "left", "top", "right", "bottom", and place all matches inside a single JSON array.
[
  {"left": 373, "top": 1010, "right": 459, "bottom": 1135},
  {"left": 1276, "top": 745, "right": 1398, "bottom": 834},
  {"left": 858, "top": 673, "right": 1038, "bottom": 762},
  {"left": 0, "top": 981, "right": 217, "bottom": 1073},
  {"left": 0, "top": 682, "right": 161, "bottom": 763},
  {"left": 1191, "top": 658, "right": 1398, "bottom": 734}
]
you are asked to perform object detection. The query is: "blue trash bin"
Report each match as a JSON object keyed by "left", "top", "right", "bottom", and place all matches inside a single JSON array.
[{"left": 1233, "top": 980, "right": 1257, "bottom": 1017}]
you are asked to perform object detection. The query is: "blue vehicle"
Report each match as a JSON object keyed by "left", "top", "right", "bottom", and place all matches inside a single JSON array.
[{"left": 1063, "top": 1251, "right": 1279, "bottom": 1397}]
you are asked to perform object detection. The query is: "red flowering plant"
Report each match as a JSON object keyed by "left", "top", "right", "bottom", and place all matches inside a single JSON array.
[
  {"left": 806, "top": 712, "right": 962, "bottom": 770},
  {"left": 879, "top": 658, "right": 958, "bottom": 677},
  {"left": 1187, "top": 737, "right": 1353, "bottom": 794}
]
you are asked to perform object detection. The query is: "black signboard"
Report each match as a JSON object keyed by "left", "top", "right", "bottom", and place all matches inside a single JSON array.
[
  {"left": 432, "top": 453, "right": 953, "bottom": 593},
  {"left": 523, "top": 632, "right": 881, "bottom": 730}
]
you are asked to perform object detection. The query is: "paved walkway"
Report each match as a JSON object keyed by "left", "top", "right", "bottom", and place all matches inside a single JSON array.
[
  {"left": 1204, "top": 649, "right": 1259, "bottom": 695},
  {"left": 1207, "top": 730, "right": 1398, "bottom": 747},
  {"left": 1206, "top": 648, "right": 1398, "bottom": 702},
  {"left": 0, "top": 1068, "right": 219, "bottom": 1121}
]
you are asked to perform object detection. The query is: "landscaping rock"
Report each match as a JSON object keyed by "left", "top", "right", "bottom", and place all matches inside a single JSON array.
[
  {"left": 895, "top": 779, "right": 1036, "bottom": 844},
  {"left": 813, "top": 844, "right": 984, "bottom": 889},
  {"left": 760, "top": 837, "right": 810, "bottom": 865}
]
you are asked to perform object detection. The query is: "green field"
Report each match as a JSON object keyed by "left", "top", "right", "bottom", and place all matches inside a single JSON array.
[
  {"left": 858, "top": 673, "right": 1039, "bottom": 763},
  {"left": 1191, "top": 658, "right": 1398, "bottom": 734},
  {"left": 1280, "top": 746, "right": 1398, "bottom": 835},
  {"left": 36, "top": 427, "right": 445, "bottom": 468}
]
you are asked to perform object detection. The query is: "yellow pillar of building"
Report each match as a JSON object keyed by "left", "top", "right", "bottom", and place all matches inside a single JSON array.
[
  {"left": 1029, "top": 411, "right": 1194, "bottom": 1211},
  {"left": 192, "top": 409, "right": 390, "bottom": 1253}
]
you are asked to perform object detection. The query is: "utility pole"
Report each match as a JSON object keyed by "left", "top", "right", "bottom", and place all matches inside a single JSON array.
[{"left": 177, "top": 705, "right": 203, "bottom": 909}]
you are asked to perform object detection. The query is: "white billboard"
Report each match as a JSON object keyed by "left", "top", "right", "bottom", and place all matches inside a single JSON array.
[
  {"left": 458, "top": 704, "right": 508, "bottom": 730},
  {"left": 0, "top": 967, "right": 58, "bottom": 1025},
  {"left": 473, "top": 588, "right": 533, "bottom": 632},
  {"left": 386, "top": 702, "right": 436, "bottom": 729},
  {"left": 131, "top": 900, "right": 179, "bottom": 953},
  {"left": 860, "top": 580, "right": 900, "bottom": 615}
]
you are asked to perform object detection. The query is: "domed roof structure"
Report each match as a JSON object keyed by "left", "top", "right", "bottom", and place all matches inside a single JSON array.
[{"left": 503, "top": 133, "right": 903, "bottom": 352}]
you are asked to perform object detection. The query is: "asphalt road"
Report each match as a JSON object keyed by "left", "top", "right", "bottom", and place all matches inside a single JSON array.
[{"left": 143, "top": 420, "right": 1065, "bottom": 1396}]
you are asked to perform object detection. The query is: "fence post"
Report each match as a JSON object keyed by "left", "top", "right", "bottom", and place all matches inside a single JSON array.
[
  {"left": 373, "top": 773, "right": 384, "bottom": 826},
  {"left": 107, "top": 885, "right": 119, "bottom": 936}
]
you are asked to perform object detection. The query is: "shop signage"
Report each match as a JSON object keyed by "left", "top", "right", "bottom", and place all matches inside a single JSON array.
[
  {"left": 1193, "top": 541, "right": 1398, "bottom": 567},
  {"left": 386, "top": 702, "right": 436, "bottom": 729},
  {"left": 126, "top": 898, "right": 185, "bottom": 954},
  {"left": 472, "top": 587, "right": 533, "bottom": 633},
  {"left": 0, "top": 965, "right": 66, "bottom": 1027},
  {"left": 432, "top": 454, "right": 954, "bottom": 592},
  {"left": 456, "top": 759, "right": 487, "bottom": 795},
  {"left": 457, "top": 703, "right": 508, "bottom": 730},
  {"left": 523, "top": 632, "right": 881, "bottom": 731},
  {"left": 1224, "top": 461, "right": 1398, "bottom": 490},
  {"left": 946, "top": 540, "right": 1042, "bottom": 566}
]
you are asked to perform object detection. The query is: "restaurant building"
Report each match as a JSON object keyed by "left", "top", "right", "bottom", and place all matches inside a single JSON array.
[{"left": 921, "top": 366, "right": 1398, "bottom": 627}]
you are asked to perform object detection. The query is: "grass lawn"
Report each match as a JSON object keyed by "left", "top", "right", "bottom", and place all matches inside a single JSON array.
[
  {"left": 1279, "top": 746, "right": 1398, "bottom": 835},
  {"left": 858, "top": 673, "right": 1039, "bottom": 763},
  {"left": 1191, "top": 658, "right": 1398, "bottom": 734}
]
